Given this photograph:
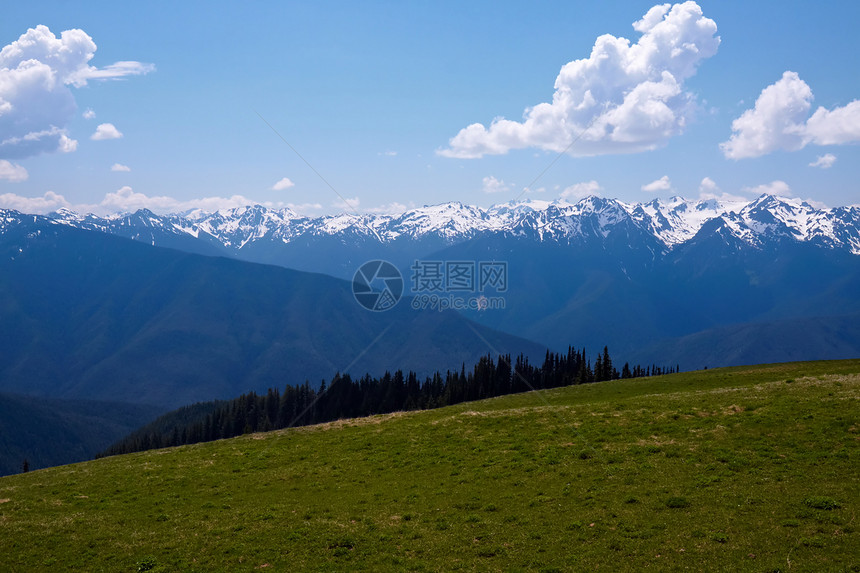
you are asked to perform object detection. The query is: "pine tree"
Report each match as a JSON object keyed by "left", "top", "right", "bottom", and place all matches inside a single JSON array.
[{"left": 602, "top": 346, "right": 612, "bottom": 381}]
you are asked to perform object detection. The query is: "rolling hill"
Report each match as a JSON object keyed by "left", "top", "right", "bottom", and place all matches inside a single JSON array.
[{"left": 0, "top": 360, "right": 857, "bottom": 571}]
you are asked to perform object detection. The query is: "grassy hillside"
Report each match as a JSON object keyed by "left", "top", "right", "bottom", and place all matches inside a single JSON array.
[{"left": 1, "top": 360, "right": 858, "bottom": 571}]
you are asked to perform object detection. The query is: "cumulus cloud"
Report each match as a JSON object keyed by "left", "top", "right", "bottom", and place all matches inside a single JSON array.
[
  {"left": 83, "top": 108, "right": 96, "bottom": 119},
  {"left": 560, "top": 180, "right": 601, "bottom": 200},
  {"left": 0, "top": 190, "right": 69, "bottom": 212},
  {"left": 58, "top": 133, "right": 78, "bottom": 153},
  {"left": 0, "top": 187, "right": 322, "bottom": 216},
  {"left": 0, "top": 25, "right": 153, "bottom": 159},
  {"left": 91, "top": 187, "right": 278, "bottom": 215},
  {"left": 641, "top": 175, "right": 672, "bottom": 192},
  {"left": 806, "top": 101, "right": 860, "bottom": 145},
  {"left": 482, "top": 175, "right": 511, "bottom": 194},
  {"left": 271, "top": 177, "right": 295, "bottom": 191},
  {"left": 738, "top": 180, "right": 827, "bottom": 208},
  {"left": 698, "top": 176, "right": 719, "bottom": 194},
  {"left": 438, "top": 2, "right": 719, "bottom": 158},
  {"left": 96, "top": 186, "right": 171, "bottom": 212},
  {"left": 365, "top": 202, "right": 410, "bottom": 215},
  {"left": 809, "top": 153, "right": 836, "bottom": 169},
  {"left": 332, "top": 196, "right": 360, "bottom": 212},
  {"left": 696, "top": 177, "right": 747, "bottom": 202},
  {"left": 111, "top": 163, "right": 131, "bottom": 172},
  {"left": 378, "top": 150, "right": 397, "bottom": 157},
  {"left": 90, "top": 187, "right": 297, "bottom": 216},
  {"left": 721, "top": 72, "right": 860, "bottom": 159},
  {"left": 0, "top": 160, "right": 28, "bottom": 182},
  {"left": 743, "top": 180, "right": 792, "bottom": 198},
  {"left": 91, "top": 123, "right": 123, "bottom": 140},
  {"left": 284, "top": 202, "right": 323, "bottom": 215}
]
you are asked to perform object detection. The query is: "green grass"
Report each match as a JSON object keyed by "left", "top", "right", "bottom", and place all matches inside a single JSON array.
[{"left": 1, "top": 360, "right": 859, "bottom": 572}]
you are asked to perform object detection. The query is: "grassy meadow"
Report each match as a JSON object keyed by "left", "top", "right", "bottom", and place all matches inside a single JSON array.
[{"left": 1, "top": 360, "right": 858, "bottom": 571}]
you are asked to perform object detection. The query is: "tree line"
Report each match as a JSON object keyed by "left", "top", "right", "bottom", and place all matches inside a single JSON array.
[{"left": 99, "top": 347, "right": 678, "bottom": 458}]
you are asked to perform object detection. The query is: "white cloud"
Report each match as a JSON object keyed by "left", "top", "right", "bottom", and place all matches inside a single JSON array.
[
  {"left": 438, "top": 2, "right": 719, "bottom": 158},
  {"left": 83, "top": 108, "right": 96, "bottom": 119},
  {"left": 482, "top": 175, "right": 511, "bottom": 194},
  {"left": 57, "top": 133, "right": 77, "bottom": 153},
  {"left": 284, "top": 202, "right": 323, "bottom": 215},
  {"left": 696, "top": 177, "right": 748, "bottom": 202},
  {"left": 0, "top": 190, "right": 69, "bottom": 212},
  {"left": 0, "top": 25, "right": 153, "bottom": 159},
  {"left": 86, "top": 187, "right": 294, "bottom": 216},
  {"left": 378, "top": 150, "right": 397, "bottom": 157},
  {"left": 332, "top": 196, "right": 360, "bottom": 212},
  {"left": 72, "top": 61, "right": 154, "bottom": 85},
  {"left": 560, "top": 180, "right": 601, "bottom": 200},
  {"left": 698, "top": 176, "right": 719, "bottom": 195},
  {"left": 805, "top": 100, "right": 860, "bottom": 145},
  {"left": 111, "top": 163, "right": 131, "bottom": 172},
  {"left": 1, "top": 127, "right": 78, "bottom": 159},
  {"left": 96, "top": 186, "right": 173, "bottom": 212},
  {"left": 809, "top": 153, "right": 837, "bottom": 169},
  {"left": 0, "top": 187, "right": 329, "bottom": 216},
  {"left": 743, "top": 180, "right": 792, "bottom": 198},
  {"left": 91, "top": 123, "right": 123, "bottom": 140},
  {"left": 739, "top": 180, "right": 828, "bottom": 208},
  {"left": 365, "top": 202, "right": 410, "bottom": 215},
  {"left": 271, "top": 177, "right": 295, "bottom": 191},
  {"left": 721, "top": 71, "right": 860, "bottom": 159},
  {"left": 641, "top": 175, "right": 672, "bottom": 192},
  {"left": 720, "top": 72, "right": 811, "bottom": 159},
  {"left": 0, "top": 160, "right": 29, "bottom": 182}
]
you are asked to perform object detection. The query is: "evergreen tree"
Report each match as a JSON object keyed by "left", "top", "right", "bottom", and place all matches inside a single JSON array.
[
  {"left": 98, "top": 340, "right": 667, "bottom": 457},
  {"left": 602, "top": 346, "right": 612, "bottom": 381}
]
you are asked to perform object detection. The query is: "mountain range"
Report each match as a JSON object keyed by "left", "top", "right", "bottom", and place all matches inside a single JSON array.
[
  {"left": 4, "top": 192, "right": 860, "bottom": 371},
  {"left": 41, "top": 193, "right": 860, "bottom": 276},
  {"left": 27, "top": 193, "right": 860, "bottom": 366},
  {"left": 0, "top": 216, "right": 545, "bottom": 409},
  {"left": 2, "top": 193, "right": 859, "bottom": 472}
]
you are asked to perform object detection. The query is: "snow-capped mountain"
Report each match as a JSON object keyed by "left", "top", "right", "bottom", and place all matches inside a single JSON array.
[
  {"left": 2, "top": 193, "right": 857, "bottom": 280},
  {"left": 35, "top": 193, "right": 860, "bottom": 257},
  {"left": 3, "top": 193, "right": 859, "bottom": 375}
]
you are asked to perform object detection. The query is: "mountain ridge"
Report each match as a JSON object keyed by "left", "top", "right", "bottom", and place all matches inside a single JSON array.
[
  {"left": 22, "top": 193, "right": 860, "bottom": 265},
  {"left": 0, "top": 218, "right": 547, "bottom": 408},
  {"left": 4, "top": 193, "right": 859, "bottom": 373}
]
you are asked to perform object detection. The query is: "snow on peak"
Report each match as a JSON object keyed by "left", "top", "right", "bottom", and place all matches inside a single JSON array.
[{"left": 7, "top": 193, "right": 858, "bottom": 255}]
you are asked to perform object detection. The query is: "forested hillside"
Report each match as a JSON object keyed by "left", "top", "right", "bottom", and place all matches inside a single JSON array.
[{"left": 102, "top": 346, "right": 676, "bottom": 456}]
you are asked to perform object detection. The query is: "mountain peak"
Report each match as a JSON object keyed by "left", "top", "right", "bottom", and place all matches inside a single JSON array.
[{"left": 11, "top": 192, "right": 859, "bottom": 256}]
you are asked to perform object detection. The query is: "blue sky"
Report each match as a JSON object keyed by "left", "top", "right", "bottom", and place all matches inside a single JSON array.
[{"left": 1, "top": 0, "right": 858, "bottom": 215}]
